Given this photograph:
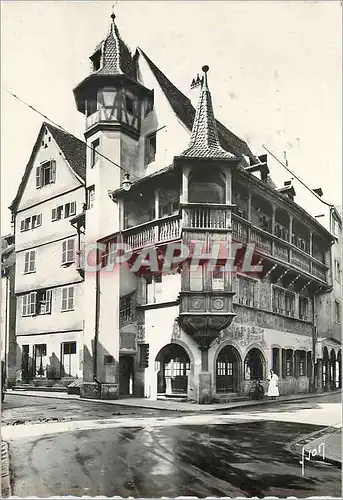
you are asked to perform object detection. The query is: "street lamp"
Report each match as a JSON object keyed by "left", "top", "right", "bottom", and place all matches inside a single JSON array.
[{"left": 122, "top": 173, "right": 132, "bottom": 192}]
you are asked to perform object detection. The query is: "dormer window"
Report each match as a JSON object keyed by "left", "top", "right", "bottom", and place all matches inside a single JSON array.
[{"left": 91, "top": 50, "right": 101, "bottom": 72}]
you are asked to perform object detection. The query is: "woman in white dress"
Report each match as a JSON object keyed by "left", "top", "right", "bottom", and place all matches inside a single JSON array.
[{"left": 267, "top": 369, "right": 279, "bottom": 400}]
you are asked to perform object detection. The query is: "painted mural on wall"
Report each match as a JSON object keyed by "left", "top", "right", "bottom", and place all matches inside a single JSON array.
[{"left": 216, "top": 324, "right": 267, "bottom": 349}]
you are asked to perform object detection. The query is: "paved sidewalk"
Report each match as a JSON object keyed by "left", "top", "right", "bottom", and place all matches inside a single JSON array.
[
  {"left": 291, "top": 426, "right": 342, "bottom": 466},
  {"left": 1, "top": 442, "right": 11, "bottom": 497},
  {"left": 7, "top": 389, "right": 341, "bottom": 412}
]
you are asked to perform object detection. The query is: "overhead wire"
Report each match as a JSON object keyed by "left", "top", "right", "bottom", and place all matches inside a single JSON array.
[
  {"left": 4, "top": 87, "right": 339, "bottom": 211},
  {"left": 4, "top": 87, "right": 142, "bottom": 180},
  {"left": 263, "top": 144, "right": 335, "bottom": 209}
]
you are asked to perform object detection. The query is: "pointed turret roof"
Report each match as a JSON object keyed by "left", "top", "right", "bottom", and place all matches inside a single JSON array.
[
  {"left": 180, "top": 66, "right": 237, "bottom": 160},
  {"left": 93, "top": 13, "right": 137, "bottom": 80}
]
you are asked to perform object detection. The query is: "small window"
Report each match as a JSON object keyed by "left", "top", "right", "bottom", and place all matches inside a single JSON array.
[
  {"left": 144, "top": 94, "right": 154, "bottom": 117},
  {"left": 31, "top": 214, "right": 42, "bottom": 229},
  {"left": 104, "top": 355, "right": 114, "bottom": 365},
  {"left": 125, "top": 95, "right": 135, "bottom": 115},
  {"left": 285, "top": 293, "right": 295, "bottom": 317},
  {"left": 299, "top": 296, "right": 309, "bottom": 320},
  {"left": 24, "top": 250, "right": 36, "bottom": 274},
  {"left": 144, "top": 133, "right": 156, "bottom": 166},
  {"left": 64, "top": 202, "right": 76, "bottom": 218},
  {"left": 63, "top": 342, "right": 77, "bottom": 355},
  {"left": 20, "top": 217, "right": 31, "bottom": 232},
  {"left": 335, "top": 260, "right": 341, "bottom": 283},
  {"left": 120, "top": 294, "right": 134, "bottom": 324},
  {"left": 52, "top": 206, "right": 63, "bottom": 221},
  {"left": 189, "top": 265, "right": 203, "bottom": 292},
  {"left": 62, "top": 239, "right": 75, "bottom": 265},
  {"left": 36, "top": 160, "right": 56, "bottom": 188},
  {"left": 335, "top": 301, "right": 340, "bottom": 323},
  {"left": 22, "top": 292, "right": 36, "bottom": 316},
  {"left": 212, "top": 265, "right": 225, "bottom": 291},
  {"left": 87, "top": 186, "right": 95, "bottom": 209},
  {"left": 61, "top": 286, "right": 75, "bottom": 312},
  {"left": 36, "top": 289, "right": 52, "bottom": 315},
  {"left": 91, "top": 139, "right": 100, "bottom": 167}
]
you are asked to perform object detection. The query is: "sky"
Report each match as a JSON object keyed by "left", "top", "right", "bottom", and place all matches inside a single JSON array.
[{"left": 1, "top": 0, "right": 342, "bottom": 234}]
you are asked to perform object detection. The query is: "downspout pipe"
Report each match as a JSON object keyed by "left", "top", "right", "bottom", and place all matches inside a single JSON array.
[{"left": 93, "top": 249, "right": 101, "bottom": 389}]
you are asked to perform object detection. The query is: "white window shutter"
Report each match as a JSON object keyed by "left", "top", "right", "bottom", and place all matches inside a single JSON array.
[
  {"left": 30, "top": 292, "right": 37, "bottom": 315},
  {"left": 29, "top": 251, "right": 36, "bottom": 272},
  {"left": 22, "top": 295, "right": 27, "bottom": 316},
  {"left": 37, "top": 214, "right": 42, "bottom": 226},
  {"left": 70, "top": 202, "right": 76, "bottom": 216},
  {"left": 36, "top": 166, "right": 41, "bottom": 188},
  {"left": 51, "top": 160, "right": 56, "bottom": 183},
  {"left": 52, "top": 208, "right": 57, "bottom": 221},
  {"left": 62, "top": 241, "right": 67, "bottom": 263},
  {"left": 24, "top": 252, "right": 29, "bottom": 273},
  {"left": 46, "top": 290, "right": 52, "bottom": 314}
]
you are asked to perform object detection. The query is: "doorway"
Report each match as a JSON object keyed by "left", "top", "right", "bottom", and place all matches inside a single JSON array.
[
  {"left": 216, "top": 345, "right": 241, "bottom": 392},
  {"left": 119, "top": 355, "right": 134, "bottom": 396},
  {"left": 155, "top": 344, "right": 190, "bottom": 395}
]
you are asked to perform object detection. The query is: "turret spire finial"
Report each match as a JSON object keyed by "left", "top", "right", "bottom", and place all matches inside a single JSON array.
[{"left": 202, "top": 65, "right": 209, "bottom": 90}]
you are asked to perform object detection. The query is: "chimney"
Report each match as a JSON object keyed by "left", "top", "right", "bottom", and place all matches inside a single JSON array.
[
  {"left": 189, "top": 73, "right": 203, "bottom": 108},
  {"left": 313, "top": 187, "right": 323, "bottom": 197},
  {"left": 278, "top": 180, "right": 296, "bottom": 201}
]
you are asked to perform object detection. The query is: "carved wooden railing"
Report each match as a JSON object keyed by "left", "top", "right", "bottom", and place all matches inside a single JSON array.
[
  {"left": 123, "top": 215, "right": 181, "bottom": 251},
  {"left": 183, "top": 204, "right": 231, "bottom": 230}
]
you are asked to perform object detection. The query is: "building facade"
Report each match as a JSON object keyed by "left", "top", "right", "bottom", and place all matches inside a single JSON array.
[
  {"left": 9, "top": 123, "right": 86, "bottom": 384},
  {"left": 69, "top": 15, "right": 341, "bottom": 402},
  {"left": 1, "top": 234, "right": 17, "bottom": 387}
]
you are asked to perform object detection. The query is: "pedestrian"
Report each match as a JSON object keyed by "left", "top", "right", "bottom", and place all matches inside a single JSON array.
[{"left": 267, "top": 369, "right": 279, "bottom": 400}]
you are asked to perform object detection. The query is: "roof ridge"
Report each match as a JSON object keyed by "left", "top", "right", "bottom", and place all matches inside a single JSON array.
[{"left": 138, "top": 48, "right": 257, "bottom": 161}]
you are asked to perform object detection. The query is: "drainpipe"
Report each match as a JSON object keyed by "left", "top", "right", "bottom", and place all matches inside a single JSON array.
[
  {"left": 93, "top": 252, "right": 101, "bottom": 389},
  {"left": 4, "top": 273, "right": 9, "bottom": 381},
  {"left": 311, "top": 292, "right": 317, "bottom": 393}
]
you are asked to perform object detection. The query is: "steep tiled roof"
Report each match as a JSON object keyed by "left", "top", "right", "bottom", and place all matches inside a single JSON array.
[
  {"left": 96, "top": 15, "right": 137, "bottom": 81},
  {"left": 181, "top": 67, "right": 236, "bottom": 160},
  {"left": 138, "top": 49, "right": 258, "bottom": 162},
  {"left": 46, "top": 123, "right": 86, "bottom": 181},
  {"left": 10, "top": 122, "right": 86, "bottom": 213}
]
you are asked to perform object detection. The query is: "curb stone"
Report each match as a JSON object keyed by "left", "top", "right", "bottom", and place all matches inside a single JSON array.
[
  {"left": 6, "top": 388, "right": 341, "bottom": 413},
  {"left": 1, "top": 441, "right": 12, "bottom": 498},
  {"left": 288, "top": 426, "right": 342, "bottom": 467}
]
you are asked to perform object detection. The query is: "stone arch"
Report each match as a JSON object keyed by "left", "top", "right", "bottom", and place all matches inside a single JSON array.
[
  {"left": 155, "top": 342, "right": 193, "bottom": 397},
  {"left": 244, "top": 347, "right": 267, "bottom": 381},
  {"left": 214, "top": 344, "right": 242, "bottom": 393}
]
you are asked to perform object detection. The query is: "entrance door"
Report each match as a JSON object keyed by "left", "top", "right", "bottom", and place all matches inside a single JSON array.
[
  {"left": 62, "top": 342, "right": 77, "bottom": 377},
  {"left": 119, "top": 355, "right": 134, "bottom": 396},
  {"left": 33, "top": 344, "right": 47, "bottom": 378},
  {"left": 216, "top": 346, "right": 240, "bottom": 392},
  {"left": 21, "top": 345, "right": 30, "bottom": 381}
]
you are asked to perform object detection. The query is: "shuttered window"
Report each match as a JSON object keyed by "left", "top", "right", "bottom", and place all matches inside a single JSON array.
[
  {"left": 61, "top": 286, "right": 74, "bottom": 311},
  {"left": 36, "top": 160, "right": 56, "bottom": 188},
  {"left": 22, "top": 292, "right": 37, "bottom": 316},
  {"left": 37, "top": 289, "right": 52, "bottom": 315},
  {"left": 61, "top": 239, "right": 75, "bottom": 265},
  {"left": 24, "top": 250, "right": 36, "bottom": 273}
]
